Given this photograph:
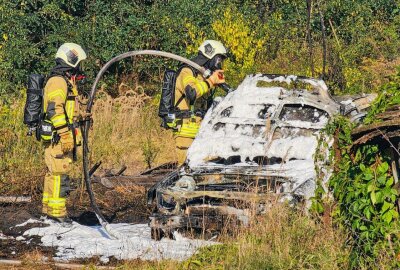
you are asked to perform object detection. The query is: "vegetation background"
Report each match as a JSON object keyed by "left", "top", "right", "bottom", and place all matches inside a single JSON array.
[{"left": 1, "top": 0, "right": 400, "bottom": 269}]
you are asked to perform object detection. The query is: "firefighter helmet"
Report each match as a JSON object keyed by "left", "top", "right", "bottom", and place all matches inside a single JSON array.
[
  {"left": 198, "top": 40, "right": 227, "bottom": 60},
  {"left": 55, "top": 43, "right": 87, "bottom": 68}
]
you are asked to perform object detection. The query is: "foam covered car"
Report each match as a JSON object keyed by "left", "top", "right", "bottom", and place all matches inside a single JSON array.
[{"left": 148, "top": 74, "right": 341, "bottom": 240}]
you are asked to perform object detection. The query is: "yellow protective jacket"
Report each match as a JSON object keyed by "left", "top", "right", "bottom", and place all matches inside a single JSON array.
[
  {"left": 174, "top": 67, "right": 212, "bottom": 138},
  {"left": 43, "top": 76, "right": 82, "bottom": 142}
]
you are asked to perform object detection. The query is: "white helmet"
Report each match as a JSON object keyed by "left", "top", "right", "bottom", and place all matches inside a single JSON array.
[
  {"left": 55, "top": 43, "right": 87, "bottom": 68},
  {"left": 198, "top": 40, "right": 227, "bottom": 60}
]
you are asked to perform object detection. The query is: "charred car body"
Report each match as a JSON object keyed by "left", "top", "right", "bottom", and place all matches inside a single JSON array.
[{"left": 148, "top": 74, "right": 343, "bottom": 239}]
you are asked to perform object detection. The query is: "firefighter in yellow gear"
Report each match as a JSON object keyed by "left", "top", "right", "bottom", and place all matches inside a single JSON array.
[
  {"left": 42, "top": 43, "right": 87, "bottom": 222},
  {"left": 173, "top": 40, "right": 228, "bottom": 164}
]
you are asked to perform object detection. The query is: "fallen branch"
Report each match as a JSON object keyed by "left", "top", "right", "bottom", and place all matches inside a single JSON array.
[
  {"left": 0, "top": 196, "right": 31, "bottom": 203},
  {"left": 0, "top": 259, "right": 115, "bottom": 269}
]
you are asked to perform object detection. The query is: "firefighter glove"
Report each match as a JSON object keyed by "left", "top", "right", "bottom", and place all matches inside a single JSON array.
[
  {"left": 206, "top": 70, "right": 225, "bottom": 88},
  {"left": 59, "top": 131, "right": 74, "bottom": 154},
  {"left": 185, "top": 85, "right": 197, "bottom": 106}
]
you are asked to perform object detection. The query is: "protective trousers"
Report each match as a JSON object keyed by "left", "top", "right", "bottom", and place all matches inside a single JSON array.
[
  {"left": 174, "top": 136, "right": 194, "bottom": 164},
  {"left": 173, "top": 117, "right": 201, "bottom": 164},
  {"left": 42, "top": 143, "right": 72, "bottom": 218}
]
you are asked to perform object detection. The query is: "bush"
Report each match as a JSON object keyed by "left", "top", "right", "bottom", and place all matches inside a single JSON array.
[
  {"left": 322, "top": 71, "right": 400, "bottom": 268},
  {"left": 1, "top": 0, "right": 400, "bottom": 97}
]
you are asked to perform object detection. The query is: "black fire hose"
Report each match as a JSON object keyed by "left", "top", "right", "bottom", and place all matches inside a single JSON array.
[{"left": 81, "top": 50, "right": 226, "bottom": 238}]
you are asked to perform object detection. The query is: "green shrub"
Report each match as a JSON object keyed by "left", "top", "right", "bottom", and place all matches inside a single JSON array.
[
  {"left": 1, "top": 0, "right": 400, "bottom": 97},
  {"left": 323, "top": 71, "right": 400, "bottom": 268}
]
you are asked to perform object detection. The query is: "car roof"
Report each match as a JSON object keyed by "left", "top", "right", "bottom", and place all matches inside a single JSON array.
[{"left": 186, "top": 74, "right": 340, "bottom": 169}]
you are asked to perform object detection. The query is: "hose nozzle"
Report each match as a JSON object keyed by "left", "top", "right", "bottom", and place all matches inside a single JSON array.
[{"left": 219, "top": 83, "right": 234, "bottom": 93}]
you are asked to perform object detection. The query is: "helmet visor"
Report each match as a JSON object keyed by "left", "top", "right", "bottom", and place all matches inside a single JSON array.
[{"left": 209, "top": 54, "right": 226, "bottom": 71}]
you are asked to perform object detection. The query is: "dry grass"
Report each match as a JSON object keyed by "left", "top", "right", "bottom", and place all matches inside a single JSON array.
[
  {"left": 89, "top": 83, "right": 176, "bottom": 175},
  {"left": 106, "top": 204, "right": 349, "bottom": 270},
  {"left": 360, "top": 56, "right": 400, "bottom": 89},
  {"left": 185, "top": 204, "right": 349, "bottom": 270},
  {"left": 0, "top": 96, "right": 46, "bottom": 196},
  {"left": 0, "top": 83, "right": 176, "bottom": 195},
  {"left": 20, "top": 249, "right": 47, "bottom": 265}
]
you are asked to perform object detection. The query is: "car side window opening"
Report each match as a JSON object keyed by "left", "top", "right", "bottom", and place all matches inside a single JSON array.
[{"left": 279, "top": 104, "right": 329, "bottom": 124}]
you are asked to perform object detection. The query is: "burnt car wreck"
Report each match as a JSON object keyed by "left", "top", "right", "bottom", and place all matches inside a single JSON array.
[
  {"left": 351, "top": 106, "right": 400, "bottom": 186},
  {"left": 147, "top": 74, "right": 347, "bottom": 239}
]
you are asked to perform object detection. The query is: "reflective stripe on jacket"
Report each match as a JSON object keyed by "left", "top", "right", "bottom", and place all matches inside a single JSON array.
[
  {"left": 175, "top": 67, "right": 211, "bottom": 112},
  {"left": 173, "top": 67, "right": 211, "bottom": 139},
  {"left": 173, "top": 118, "right": 201, "bottom": 139},
  {"left": 43, "top": 76, "right": 81, "bottom": 141}
]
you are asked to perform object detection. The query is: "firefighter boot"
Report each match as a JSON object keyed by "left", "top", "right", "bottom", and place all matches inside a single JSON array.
[{"left": 44, "top": 143, "right": 71, "bottom": 219}]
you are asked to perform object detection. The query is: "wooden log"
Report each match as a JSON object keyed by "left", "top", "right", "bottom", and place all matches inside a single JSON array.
[
  {"left": 95, "top": 175, "right": 166, "bottom": 189},
  {"left": 0, "top": 259, "right": 115, "bottom": 269},
  {"left": 0, "top": 196, "right": 31, "bottom": 203},
  {"left": 352, "top": 119, "right": 400, "bottom": 137},
  {"left": 376, "top": 110, "right": 400, "bottom": 121}
]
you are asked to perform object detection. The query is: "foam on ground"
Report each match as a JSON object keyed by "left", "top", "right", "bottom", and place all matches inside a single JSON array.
[{"left": 22, "top": 218, "right": 215, "bottom": 262}]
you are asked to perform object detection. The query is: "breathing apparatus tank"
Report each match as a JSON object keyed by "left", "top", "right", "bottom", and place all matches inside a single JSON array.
[
  {"left": 158, "top": 69, "right": 178, "bottom": 129},
  {"left": 23, "top": 74, "right": 45, "bottom": 136}
]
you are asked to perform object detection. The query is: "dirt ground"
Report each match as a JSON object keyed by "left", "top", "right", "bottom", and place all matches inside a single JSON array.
[
  {"left": 0, "top": 204, "right": 55, "bottom": 260},
  {"left": 0, "top": 180, "right": 154, "bottom": 264}
]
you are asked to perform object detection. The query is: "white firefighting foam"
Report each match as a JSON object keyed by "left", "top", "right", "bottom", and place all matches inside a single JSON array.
[
  {"left": 0, "top": 232, "right": 9, "bottom": 240},
  {"left": 22, "top": 218, "right": 215, "bottom": 262},
  {"left": 186, "top": 74, "right": 337, "bottom": 200},
  {"left": 188, "top": 75, "right": 330, "bottom": 167}
]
